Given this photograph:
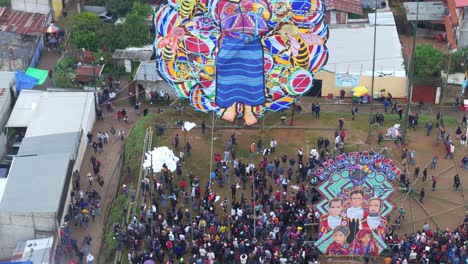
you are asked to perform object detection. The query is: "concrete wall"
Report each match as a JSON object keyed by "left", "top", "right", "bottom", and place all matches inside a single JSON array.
[
  {"left": 0, "top": 81, "right": 14, "bottom": 160},
  {"left": 0, "top": 212, "right": 56, "bottom": 259},
  {"left": 60, "top": 92, "right": 95, "bottom": 226},
  {"left": 11, "top": 0, "right": 50, "bottom": 15},
  {"left": 315, "top": 71, "right": 408, "bottom": 98}
]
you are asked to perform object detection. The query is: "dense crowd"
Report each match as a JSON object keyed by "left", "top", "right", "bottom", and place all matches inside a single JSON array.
[{"left": 53, "top": 95, "right": 468, "bottom": 264}]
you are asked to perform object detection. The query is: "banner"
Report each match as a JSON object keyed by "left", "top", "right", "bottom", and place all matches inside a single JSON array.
[
  {"left": 335, "top": 73, "right": 360, "bottom": 87},
  {"left": 314, "top": 151, "right": 398, "bottom": 256}
]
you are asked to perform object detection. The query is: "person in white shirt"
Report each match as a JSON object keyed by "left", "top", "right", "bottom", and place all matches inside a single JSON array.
[{"left": 86, "top": 254, "right": 95, "bottom": 264}]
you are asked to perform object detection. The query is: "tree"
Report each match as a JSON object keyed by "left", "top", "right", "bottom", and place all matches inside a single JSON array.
[
  {"left": 441, "top": 47, "right": 468, "bottom": 74},
  {"left": 413, "top": 44, "right": 443, "bottom": 79},
  {"left": 106, "top": 0, "right": 135, "bottom": 17},
  {"left": 70, "top": 12, "right": 103, "bottom": 51},
  {"left": 120, "top": 13, "right": 151, "bottom": 47},
  {"left": 131, "top": 1, "right": 153, "bottom": 17}
]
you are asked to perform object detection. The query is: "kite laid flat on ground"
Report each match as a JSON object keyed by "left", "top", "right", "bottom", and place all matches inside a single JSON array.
[{"left": 154, "top": 0, "right": 328, "bottom": 126}]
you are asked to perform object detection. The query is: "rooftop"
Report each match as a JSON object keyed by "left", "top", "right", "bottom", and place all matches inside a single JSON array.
[
  {"left": 0, "top": 153, "right": 70, "bottom": 213},
  {"left": 0, "top": 8, "right": 48, "bottom": 36},
  {"left": 0, "top": 31, "right": 38, "bottom": 71},
  {"left": 324, "top": 0, "right": 363, "bottom": 15},
  {"left": 6, "top": 91, "right": 95, "bottom": 137},
  {"left": 134, "top": 60, "right": 163, "bottom": 82},
  {"left": 112, "top": 48, "right": 154, "bottom": 61},
  {"left": 324, "top": 12, "right": 405, "bottom": 77}
]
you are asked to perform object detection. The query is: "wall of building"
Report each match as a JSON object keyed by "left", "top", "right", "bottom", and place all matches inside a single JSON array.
[
  {"left": 60, "top": 93, "right": 95, "bottom": 226},
  {"left": 0, "top": 212, "right": 56, "bottom": 259},
  {"left": 315, "top": 71, "right": 408, "bottom": 98},
  {"left": 11, "top": 0, "right": 50, "bottom": 15},
  {"left": 0, "top": 76, "right": 15, "bottom": 160}
]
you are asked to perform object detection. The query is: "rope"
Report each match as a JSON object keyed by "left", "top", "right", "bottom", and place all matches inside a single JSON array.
[{"left": 209, "top": 110, "right": 215, "bottom": 192}]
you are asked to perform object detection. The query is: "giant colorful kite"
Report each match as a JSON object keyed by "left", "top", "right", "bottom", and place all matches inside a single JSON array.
[
  {"left": 313, "top": 151, "right": 399, "bottom": 256},
  {"left": 154, "top": 0, "right": 328, "bottom": 125}
]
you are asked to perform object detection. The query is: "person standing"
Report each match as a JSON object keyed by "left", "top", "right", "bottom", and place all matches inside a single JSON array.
[
  {"left": 422, "top": 167, "right": 428, "bottom": 182},
  {"left": 201, "top": 120, "right": 206, "bottom": 135},
  {"left": 338, "top": 118, "right": 344, "bottom": 130},
  {"left": 270, "top": 138, "right": 277, "bottom": 153},
  {"left": 431, "top": 154, "right": 438, "bottom": 169},
  {"left": 377, "top": 131, "right": 383, "bottom": 145},
  {"left": 397, "top": 106, "right": 403, "bottom": 121},
  {"left": 315, "top": 103, "right": 320, "bottom": 118},
  {"left": 419, "top": 188, "right": 425, "bottom": 203},
  {"left": 391, "top": 101, "right": 398, "bottom": 113},
  {"left": 454, "top": 174, "right": 461, "bottom": 191},
  {"left": 174, "top": 134, "right": 179, "bottom": 149},
  {"left": 432, "top": 176, "right": 437, "bottom": 191},
  {"left": 426, "top": 121, "right": 433, "bottom": 136},
  {"left": 414, "top": 166, "right": 420, "bottom": 179}
]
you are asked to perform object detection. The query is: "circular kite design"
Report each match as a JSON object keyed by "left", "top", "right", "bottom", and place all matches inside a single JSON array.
[{"left": 154, "top": 0, "right": 328, "bottom": 125}]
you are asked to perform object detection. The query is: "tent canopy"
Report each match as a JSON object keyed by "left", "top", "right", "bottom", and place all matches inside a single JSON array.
[
  {"left": 15, "top": 70, "right": 38, "bottom": 93},
  {"left": 25, "top": 67, "right": 48, "bottom": 85}
]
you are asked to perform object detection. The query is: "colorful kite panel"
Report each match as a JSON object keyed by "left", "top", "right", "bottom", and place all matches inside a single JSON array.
[
  {"left": 154, "top": 0, "right": 328, "bottom": 125},
  {"left": 313, "top": 151, "right": 398, "bottom": 256}
]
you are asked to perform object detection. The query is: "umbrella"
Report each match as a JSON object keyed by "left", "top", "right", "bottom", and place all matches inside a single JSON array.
[
  {"left": 143, "top": 261, "right": 155, "bottom": 264},
  {"left": 351, "top": 86, "right": 369, "bottom": 97},
  {"left": 46, "top": 23, "right": 60, "bottom": 34}
]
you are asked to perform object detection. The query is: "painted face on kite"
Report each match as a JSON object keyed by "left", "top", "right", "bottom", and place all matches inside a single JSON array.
[{"left": 154, "top": 0, "right": 328, "bottom": 125}]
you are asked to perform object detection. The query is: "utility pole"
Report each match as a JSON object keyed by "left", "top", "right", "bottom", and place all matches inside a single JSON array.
[
  {"left": 403, "top": 0, "right": 419, "bottom": 144},
  {"left": 367, "top": 0, "right": 379, "bottom": 139}
]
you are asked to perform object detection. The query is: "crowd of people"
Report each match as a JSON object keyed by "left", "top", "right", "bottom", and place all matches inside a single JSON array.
[{"left": 54, "top": 93, "right": 468, "bottom": 264}]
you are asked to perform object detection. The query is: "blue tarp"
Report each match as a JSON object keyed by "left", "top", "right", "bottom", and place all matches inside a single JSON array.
[{"left": 15, "top": 70, "right": 39, "bottom": 93}]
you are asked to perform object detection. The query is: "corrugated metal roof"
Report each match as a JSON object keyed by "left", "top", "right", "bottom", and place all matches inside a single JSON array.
[
  {"left": 403, "top": 2, "right": 447, "bottom": 21},
  {"left": 18, "top": 132, "right": 81, "bottom": 160},
  {"left": 324, "top": 13, "right": 405, "bottom": 77},
  {"left": 0, "top": 153, "right": 70, "bottom": 213},
  {"left": 112, "top": 49, "right": 154, "bottom": 61},
  {"left": 325, "top": 0, "right": 363, "bottom": 15},
  {"left": 0, "top": 8, "right": 48, "bottom": 36},
  {"left": 134, "top": 60, "right": 163, "bottom": 82},
  {"left": 75, "top": 65, "right": 104, "bottom": 82}
]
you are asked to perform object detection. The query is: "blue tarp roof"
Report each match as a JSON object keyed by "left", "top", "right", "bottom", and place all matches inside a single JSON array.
[{"left": 15, "top": 70, "right": 38, "bottom": 93}]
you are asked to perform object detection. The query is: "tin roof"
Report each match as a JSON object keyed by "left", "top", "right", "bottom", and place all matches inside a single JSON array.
[
  {"left": 0, "top": 7, "right": 48, "bottom": 36},
  {"left": 325, "top": 0, "right": 363, "bottom": 15}
]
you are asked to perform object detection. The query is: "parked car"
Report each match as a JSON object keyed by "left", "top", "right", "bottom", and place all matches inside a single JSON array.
[
  {"left": 99, "top": 12, "right": 116, "bottom": 22},
  {"left": 5, "top": 142, "right": 21, "bottom": 163}
]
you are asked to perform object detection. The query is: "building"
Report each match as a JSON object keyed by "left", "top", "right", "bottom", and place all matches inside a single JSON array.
[
  {"left": 315, "top": 11, "right": 407, "bottom": 98},
  {"left": 324, "top": 0, "right": 363, "bottom": 25},
  {"left": 112, "top": 47, "right": 154, "bottom": 73},
  {"left": 0, "top": 8, "right": 48, "bottom": 70},
  {"left": 0, "top": 72, "right": 16, "bottom": 160},
  {"left": 134, "top": 60, "right": 174, "bottom": 100},
  {"left": 0, "top": 91, "right": 95, "bottom": 260},
  {"left": 0, "top": 32, "right": 42, "bottom": 71},
  {"left": 10, "top": 0, "right": 63, "bottom": 20},
  {"left": 453, "top": 0, "right": 468, "bottom": 48}
]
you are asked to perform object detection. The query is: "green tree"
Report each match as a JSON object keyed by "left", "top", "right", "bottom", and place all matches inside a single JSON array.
[
  {"left": 70, "top": 12, "right": 103, "bottom": 51},
  {"left": 441, "top": 47, "right": 468, "bottom": 74},
  {"left": 413, "top": 43, "right": 443, "bottom": 79},
  {"left": 131, "top": 1, "right": 153, "bottom": 17},
  {"left": 106, "top": 0, "right": 135, "bottom": 17},
  {"left": 120, "top": 13, "right": 150, "bottom": 47}
]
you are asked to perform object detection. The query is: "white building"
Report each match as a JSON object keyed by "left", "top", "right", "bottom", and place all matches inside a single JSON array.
[{"left": 0, "top": 91, "right": 95, "bottom": 260}]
